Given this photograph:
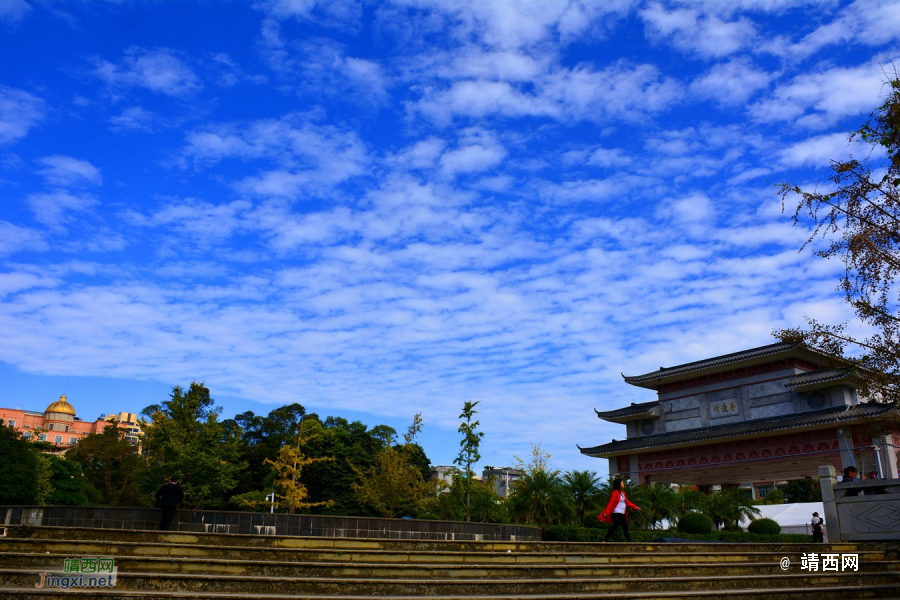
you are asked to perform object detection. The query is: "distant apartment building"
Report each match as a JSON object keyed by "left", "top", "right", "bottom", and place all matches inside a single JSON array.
[
  {"left": 481, "top": 466, "right": 523, "bottom": 498},
  {"left": 0, "top": 395, "right": 143, "bottom": 450},
  {"left": 430, "top": 465, "right": 455, "bottom": 492}
]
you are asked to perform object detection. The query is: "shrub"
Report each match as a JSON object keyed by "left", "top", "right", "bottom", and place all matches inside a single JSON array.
[
  {"left": 677, "top": 512, "right": 712, "bottom": 534},
  {"left": 748, "top": 518, "right": 781, "bottom": 535}
]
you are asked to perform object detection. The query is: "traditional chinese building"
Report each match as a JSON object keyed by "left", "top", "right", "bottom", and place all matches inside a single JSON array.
[
  {"left": 0, "top": 395, "right": 142, "bottom": 450},
  {"left": 578, "top": 343, "right": 900, "bottom": 497}
]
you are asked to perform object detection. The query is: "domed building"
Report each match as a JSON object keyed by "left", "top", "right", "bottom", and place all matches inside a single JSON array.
[{"left": 0, "top": 394, "right": 142, "bottom": 450}]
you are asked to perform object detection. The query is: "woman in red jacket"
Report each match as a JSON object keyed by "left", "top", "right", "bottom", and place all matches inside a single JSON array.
[{"left": 599, "top": 478, "right": 641, "bottom": 542}]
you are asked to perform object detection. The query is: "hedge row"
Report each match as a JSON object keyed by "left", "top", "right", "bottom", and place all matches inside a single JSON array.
[{"left": 543, "top": 524, "right": 813, "bottom": 544}]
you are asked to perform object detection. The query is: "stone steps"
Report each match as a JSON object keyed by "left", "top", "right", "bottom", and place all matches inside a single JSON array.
[
  {"left": 1, "top": 538, "right": 889, "bottom": 566},
  {"left": 0, "top": 527, "right": 897, "bottom": 599},
  {"left": 3, "top": 587, "right": 900, "bottom": 600},
  {"left": 4, "top": 552, "right": 898, "bottom": 579},
  {"left": 2, "top": 568, "right": 899, "bottom": 595}
]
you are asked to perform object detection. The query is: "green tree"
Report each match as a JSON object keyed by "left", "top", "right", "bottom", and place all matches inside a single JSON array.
[
  {"left": 784, "top": 478, "right": 822, "bottom": 503},
  {"left": 635, "top": 483, "right": 677, "bottom": 530},
  {"left": 454, "top": 401, "right": 484, "bottom": 522},
  {"left": 507, "top": 445, "right": 570, "bottom": 527},
  {"left": 226, "top": 403, "right": 306, "bottom": 501},
  {"left": 66, "top": 423, "right": 145, "bottom": 506},
  {"left": 43, "top": 455, "right": 90, "bottom": 506},
  {"left": 0, "top": 420, "right": 39, "bottom": 504},
  {"left": 777, "top": 73, "right": 900, "bottom": 404},
  {"left": 562, "top": 470, "right": 601, "bottom": 527},
  {"left": 758, "top": 489, "right": 785, "bottom": 505},
  {"left": 351, "top": 415, "right": 432, "bottom": 518},
  {"left": 421, "top": 470, "right": 505, "bottom": 523},
  {"left": 674, "top": 486, "right": 701, "bottom": 521},
  {"left": 299, "top": 415, "right": 396, "bottom": 516},
  {"left": 507, "top": 469, "right": 570, "bottom": 528},
  {"left": 699, "top": 488, "right": 760, "bottom": 530},
  {"left": 140, "top": 382, "right": 244, "bottom": 509}
]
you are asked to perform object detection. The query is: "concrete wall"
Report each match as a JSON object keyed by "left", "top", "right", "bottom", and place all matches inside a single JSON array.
[{"left": 0, "top": 505, "right": 540, "bottom": 542}]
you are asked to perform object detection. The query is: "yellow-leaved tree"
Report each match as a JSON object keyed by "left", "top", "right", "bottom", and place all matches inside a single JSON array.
[{"left": 264, "top": 419, "right": 334, "bottom": 514}]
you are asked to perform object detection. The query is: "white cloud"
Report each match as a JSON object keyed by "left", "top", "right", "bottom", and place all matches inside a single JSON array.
[
  {"left": 640, "top": 3, "right": 758, "bottom": 58},
  {"left": 415, "top": 61, "right": 682, "bottom": 125},
  {"left": 0, "top": 0, "right": 30, "bottom": 27},
  {"left": 395, "top": 0, "right": 629, "bottom": 51},
  {"left": 36, "top": 156, "right": 102, "bottom": 187},
  {"left": 774, "top": 1, "right": 900, "bottom": 58},
  {"left": 180, "top": 115, "right": 369, "bottom": 198},
  {"left": 92, "top": 47, "right": 201, "bottom": 96},
  {"left": 690, "top": 59, "right": 771, "bottom": 105},
  {"left": 0, "top": 221, "right": 47, "bottom": 256},
  {"left": 439, "top": 130, "right": 506, "bottom": 177},
  {"left": 656, "top": 192, "right": 717, "bottom": 236},
  {"left": 109, "top": 106, "right": 158, "bottom": 132},
  {"left": 777, "top": 132, "right": 851, "bottom": 167},
  {"left": 26, "top": 191, "right": 98, "bottom": 228},
  {"left": 0, "top": 86, "right": 43, "bottom": 144},
  {"left": 258, "top": 0, "right": 364, "bottom": 29},
  {"left": 751, "top": 61, "right": 889, "bottom": 128}
]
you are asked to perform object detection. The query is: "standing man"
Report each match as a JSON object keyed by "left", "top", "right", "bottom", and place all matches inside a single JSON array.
[{"left": 155, "top": 477, "right": 184, "bottom": 531}]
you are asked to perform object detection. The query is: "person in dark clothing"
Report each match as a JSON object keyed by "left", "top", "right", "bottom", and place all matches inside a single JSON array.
[
  {"left": 155, "top": 477, "right": 184, "bottom": 530},
  {"left": 599, "top": 478, "right": 641, "bottom": 542},
  {"left": 811, "top": 512, "right": 824, "bottom": 543},
  {"left": 842, "top": 466, "right": 861, "bottom": 497}
]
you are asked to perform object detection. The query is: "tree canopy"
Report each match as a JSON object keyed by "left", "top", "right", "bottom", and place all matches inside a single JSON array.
[
  {"left": 777, "top": 72, "right": 900, "bottom": 405},
  {"left": 140, "top": 382, "right": 244, "bottom": 509}
]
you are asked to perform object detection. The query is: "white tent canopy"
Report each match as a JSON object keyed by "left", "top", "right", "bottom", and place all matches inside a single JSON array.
[{"left": 741, "top": 502, "right": 825, "bottom": 537}]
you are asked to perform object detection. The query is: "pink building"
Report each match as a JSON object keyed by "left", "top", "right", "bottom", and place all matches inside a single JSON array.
[{"left": 0, "top": 395, "right": 141, "bottom": 449}]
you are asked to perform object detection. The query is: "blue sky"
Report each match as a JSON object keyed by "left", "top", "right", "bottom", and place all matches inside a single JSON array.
[{"left": 1, "top": 0, "right": 897, "bottom": 474}]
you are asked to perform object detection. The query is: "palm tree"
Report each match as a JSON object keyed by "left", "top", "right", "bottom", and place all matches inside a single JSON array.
[
  {"left": 674, "top": 486, "right": 701, "bottom": 522},
  {"left": 699, "top": 488, "right": 760, "bottom": 530},
  {"left": 507, "top": 469, "right": 571, "bottom": 528},
  {"left": 635, "top": 483, "right": 677, "bottom": 530},
  {"left": 562, "top": 470, "right": 601, "bottom": 526}
]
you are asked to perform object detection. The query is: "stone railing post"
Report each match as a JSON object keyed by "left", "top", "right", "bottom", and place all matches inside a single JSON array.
[{"left": 818, "top": 465, "right": 840, "bottom": 543}]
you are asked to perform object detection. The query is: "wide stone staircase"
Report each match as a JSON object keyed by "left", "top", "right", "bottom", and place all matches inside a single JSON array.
[{"left": 0, "top": 526, "right": 898, "bottom": 599}]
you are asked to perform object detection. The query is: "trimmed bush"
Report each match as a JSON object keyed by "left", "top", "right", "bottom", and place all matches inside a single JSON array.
[
  {"left": 677, "top": 512, "right": 712, "bottom": 534},
  {"left": 748, "top": 518, "right": 781, "bottom": 535}
]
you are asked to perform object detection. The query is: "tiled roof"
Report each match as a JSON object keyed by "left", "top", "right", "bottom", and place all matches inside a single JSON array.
[
  {"left": 784, "top": 368, "right": 854, "bottom": 389},
  {"left": 622, "top": 342, "right": 799, "bottom": 386},
  {"left": 594, "top": 401, "right": 657, "bottom": 421},
  {"left": 579, "top": 402, "right": 896, "bottom": 457}
]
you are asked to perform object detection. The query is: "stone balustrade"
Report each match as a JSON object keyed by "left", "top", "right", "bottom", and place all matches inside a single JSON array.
[
  {"left": 819, "top": 465, "right": 900, "bottom": 542},
  {"left": 0, "top": 505, "right": 539, "bottom": 542}
]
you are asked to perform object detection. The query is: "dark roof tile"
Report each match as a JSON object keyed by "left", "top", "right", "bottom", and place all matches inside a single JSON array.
[
  {"left": 623, "top": 342, "right": 797, "bottom": 385},
  {"left": 594, "top": 400, "right": 657, "bottom": 421},
  {"left": 579, "top": 402, "right": 896, "bottom": 457}
]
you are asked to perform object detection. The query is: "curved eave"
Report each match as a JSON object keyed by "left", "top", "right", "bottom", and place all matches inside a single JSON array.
[
  {"left": 579, "top": 403, "right": 896, "bottom": 458},
  {"left": 785, "top": 369, "right": 860, "bottom": 392},
  {"left": 594, "top": 402, "right": 659, "bottom": 423},
  {"left": 621, "top": 342, "right": 832, "bottom": 390}
]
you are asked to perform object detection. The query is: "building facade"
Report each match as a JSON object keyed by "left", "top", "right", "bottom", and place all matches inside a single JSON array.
[
  {"left": 0, "top": 395, "right": 142, "bottom": 450},
  {"left": 481, "top": 467, "right": 523, "bottom": 498},
  {"left": 579, "top": 343, "right": 900, "bottom": 498}
]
